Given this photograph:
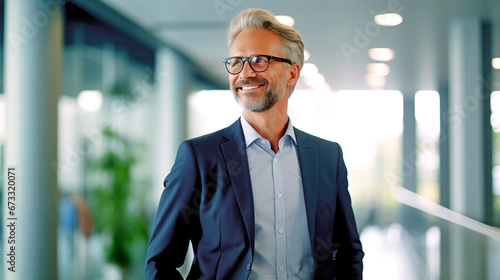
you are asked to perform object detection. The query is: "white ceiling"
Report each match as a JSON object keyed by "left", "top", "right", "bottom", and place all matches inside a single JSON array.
[{"left": 99, "top": 0, "right": 500, "bottom": 94}]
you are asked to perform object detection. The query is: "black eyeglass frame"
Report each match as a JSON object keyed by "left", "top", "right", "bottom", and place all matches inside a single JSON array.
[{"left": 222, "top": 54, "right": 292, "bottom": 75}]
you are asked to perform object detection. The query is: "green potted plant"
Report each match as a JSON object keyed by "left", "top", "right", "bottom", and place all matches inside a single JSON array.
[{"left": 89, "top": 126, "right": 149, "bottom": 278}]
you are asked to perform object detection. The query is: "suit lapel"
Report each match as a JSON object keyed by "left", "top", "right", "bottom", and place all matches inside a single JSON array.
[
  {"left": 220, "top": 119, "right": 255, "bottom": 251},
  {"left": 295, "top": 128, "right": 319, "bottom": 250}
]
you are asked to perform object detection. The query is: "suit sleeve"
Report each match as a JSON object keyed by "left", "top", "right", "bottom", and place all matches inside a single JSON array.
[
  {"left": 145, "top": 141, "right": 199, "bottom": 280},
  {"left": 333, "top": 143, "right": 364, "bottom": 279}
]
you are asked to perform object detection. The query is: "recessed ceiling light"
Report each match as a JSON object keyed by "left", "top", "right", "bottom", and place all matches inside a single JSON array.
[
  {"left": 367, "top": 63, "right": 390, "bottom": 76},
  {"left": 368, "top": 48, "right": 395, "bottom": 61},
  {"left": 276, "top": 15, "right": 295, "bottom": 26},
  {"left": 78, "top": 90, "right": 103, "bottom": 112},
  {"left": 493, "top": 58, "right": 500, "bottom": 69},
  {"left": 374, "top": 13, "right": 403, "bottom": 26}
]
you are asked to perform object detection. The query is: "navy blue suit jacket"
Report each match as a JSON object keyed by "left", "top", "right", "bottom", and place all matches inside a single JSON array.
[{"left": 145, "top": 119, "right": 364, "bottom": 279}]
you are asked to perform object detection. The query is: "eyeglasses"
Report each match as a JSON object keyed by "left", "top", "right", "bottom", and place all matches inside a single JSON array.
[{"left": 222, "top": 54, "right": 292, "bottom": 75}]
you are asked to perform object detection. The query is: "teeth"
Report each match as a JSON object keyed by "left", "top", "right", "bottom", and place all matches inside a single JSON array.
[{"left": 241, "top": 85, "right": 260, "bottom": 90}]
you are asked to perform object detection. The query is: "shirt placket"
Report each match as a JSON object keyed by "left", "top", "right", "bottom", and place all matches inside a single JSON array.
[{"left": 273, "top": 142, "right": 287, "bottom": 279}]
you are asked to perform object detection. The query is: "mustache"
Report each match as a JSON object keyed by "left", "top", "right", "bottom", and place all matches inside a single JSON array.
[{"left": 233, "top": 79, "right": 268, "bottom": 88}]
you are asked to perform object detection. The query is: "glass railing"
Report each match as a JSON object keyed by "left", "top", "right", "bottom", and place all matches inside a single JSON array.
[{"left": 360, "top": 186, "right": 500, "bottom": 280}]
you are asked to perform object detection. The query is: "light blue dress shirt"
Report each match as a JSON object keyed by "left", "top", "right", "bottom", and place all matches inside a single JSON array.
[{"left": 240, "top": 116, "right": 314, "bottom": 280}]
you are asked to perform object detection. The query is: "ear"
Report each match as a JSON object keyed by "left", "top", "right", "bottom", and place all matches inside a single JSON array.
[{"left": 287, "top": 63, "right": 301, "bottom": 87}]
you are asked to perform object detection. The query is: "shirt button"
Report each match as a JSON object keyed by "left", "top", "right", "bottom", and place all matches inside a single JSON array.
[
  {"left": 274, "top": 158, "right": 278, "bottom": 163},
  {"left": 279, "top": 228, "right": 284, "bottom": 234},
  {"left": 261, "top": 140, "right": 266, "bottom": 144},
  {"left": 247, "top": 263, "right": 251, "bottom": 270},
  {"left": 277, "top": 193, "right": 283, "bottom": 198},
  {"left": 280, "top": 266, "right": 285, "bottom": 271}
]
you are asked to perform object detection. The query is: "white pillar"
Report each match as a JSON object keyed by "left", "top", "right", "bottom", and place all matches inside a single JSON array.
[
  {"left": 151, "top": 48, "right": 192, "bottom": 276},
  {"left": 3, "top": 1, "right": 64, "bottom": 280},
  {"left": 448, "top": 18, "right": 490, "bottom": 280}
]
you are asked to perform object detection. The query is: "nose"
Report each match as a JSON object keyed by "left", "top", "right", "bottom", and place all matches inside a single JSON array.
[{"left": 238, "top": 60, "right": 257, "bottom": 78}]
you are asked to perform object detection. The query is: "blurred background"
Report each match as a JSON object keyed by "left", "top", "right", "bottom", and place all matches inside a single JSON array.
[{"left": 1, "top": 0, "right": 500, "bottom": 279}]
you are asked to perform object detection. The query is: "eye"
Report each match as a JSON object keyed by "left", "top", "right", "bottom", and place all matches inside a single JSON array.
[
  {"left": 252, "top": 56, "right": 269, "bottom": 67},
  {"left": 230, "top": 59, "right": 242, "bottom": 67}
]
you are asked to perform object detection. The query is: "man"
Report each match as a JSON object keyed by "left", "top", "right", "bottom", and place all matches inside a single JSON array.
[{"left": 145, "top": 8, "right": 364, "bottom": 280}]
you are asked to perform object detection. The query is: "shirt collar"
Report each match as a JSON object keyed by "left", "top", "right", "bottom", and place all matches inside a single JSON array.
[{"left": 240, "top": 115, "right": 297, "bottom": 148}]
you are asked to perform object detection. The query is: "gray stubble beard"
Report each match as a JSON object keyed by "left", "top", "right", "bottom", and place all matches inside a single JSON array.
[{"left": 231, "top": 72, "right": 287, "bottom": 112}]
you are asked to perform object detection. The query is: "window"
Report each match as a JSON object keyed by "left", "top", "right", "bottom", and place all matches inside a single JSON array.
[{"left": 415, "top": 90, "right": 440, "bottom": 203}]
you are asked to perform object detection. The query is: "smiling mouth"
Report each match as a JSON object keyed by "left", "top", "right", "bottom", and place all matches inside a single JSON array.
[{"left": 238, "top": 84, "right": 265, "bottom": 91}]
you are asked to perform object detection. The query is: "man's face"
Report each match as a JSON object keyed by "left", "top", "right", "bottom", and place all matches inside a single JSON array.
[{"left": 229, "top": 28, "right": 289, "bottom": 112}]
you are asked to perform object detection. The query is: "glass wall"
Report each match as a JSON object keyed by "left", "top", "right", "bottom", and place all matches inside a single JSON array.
[
  {"left": 0, "top": 3, "right": 159, "bottom": 280},
  {"left": 58, "top": 6, "right": 157, "bottom": 280}
]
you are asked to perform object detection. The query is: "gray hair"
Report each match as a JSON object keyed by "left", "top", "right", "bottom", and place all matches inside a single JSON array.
[{"left": 227, "top": 8, "right": 304, "bottom": 94}]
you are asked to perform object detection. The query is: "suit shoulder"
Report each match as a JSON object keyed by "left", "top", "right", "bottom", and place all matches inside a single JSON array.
[
  {"left": 184, "top": 128, "right": 227, "bottom": 150},
  {"left": 185, "top": 119, "right": 241, "bottom": 148},
  {"left": 294, "top": 127, "right": 341, "bottom": 149}
]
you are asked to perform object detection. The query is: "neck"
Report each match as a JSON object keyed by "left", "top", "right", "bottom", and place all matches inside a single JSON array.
[{"left": 243, "top": 99, "right": 288, "bottom": 152}]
